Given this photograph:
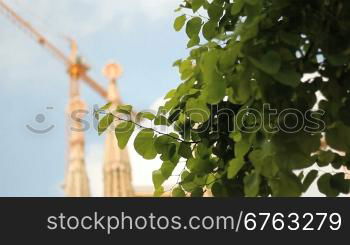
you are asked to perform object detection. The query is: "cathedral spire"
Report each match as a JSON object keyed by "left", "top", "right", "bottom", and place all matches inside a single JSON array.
[
  {"left": 63, "top": 49, "right": 90, "bottom": 197},
  {"left": 102, "top": 62, "right": 134, "bottom": 197}
]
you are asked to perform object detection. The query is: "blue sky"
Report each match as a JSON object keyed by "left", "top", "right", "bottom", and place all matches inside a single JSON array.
[{"left": 0, "top": 0, "right": 188, "bottom": 196}]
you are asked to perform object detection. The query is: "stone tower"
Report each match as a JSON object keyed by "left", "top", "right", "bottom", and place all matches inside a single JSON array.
[
  {"left": 63, "top": 56, "right": 90, "bottom": 197},
  {"left": 103, "top": 63, "right": 134, "bottom": 197}
]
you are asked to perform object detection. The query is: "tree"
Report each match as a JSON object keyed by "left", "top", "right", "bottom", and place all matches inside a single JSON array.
[{"left": 97, "top": 0, "right": 350, "bottom": 197}]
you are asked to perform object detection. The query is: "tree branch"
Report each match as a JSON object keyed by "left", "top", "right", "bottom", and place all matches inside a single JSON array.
[{"left": 99, "top": 111, "right": 201, "bottom": 144}]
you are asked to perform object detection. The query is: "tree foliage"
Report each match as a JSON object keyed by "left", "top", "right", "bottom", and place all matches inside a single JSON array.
[{"left": 98, "top": 0, "right": 350, "bottom": 197}]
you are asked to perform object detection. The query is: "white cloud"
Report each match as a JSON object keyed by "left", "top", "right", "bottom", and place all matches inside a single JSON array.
[
  {"left": 4, "top": 0, "right": 179, "bottom": 37},
  {"left": 80, "top": 0, "right": 179, "bottom": 34}
]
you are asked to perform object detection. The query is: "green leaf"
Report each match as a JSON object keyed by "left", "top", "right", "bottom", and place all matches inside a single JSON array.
[
  {"left": 227, "top": 79, "right": 251, "bottom": 105},
  {"left": 187, "top": 36, "right": 200, "bottom": 48},
  {"left": 244, "top": 172, "right": 261, "bottom": 197},
  {"left": 115, "top": 107, "right": 127, "bottom": 116},
  {"left": 280, "top": 31, "right": 301, "bottom": 46},
  {"left": 187, "top": 157, "right": 214, "bottom": 174},
  {"left": 134, "top": 129, "right": 157, "bottom": 159},
  {"left": 179, "top": 59, "right": 192, "bottom": 73},
  {"left": 154, "top": 135, "right": 178, "bottom": 163},
  {"left": 234, "top": 140, "right": 251, "bottom": 157},
  {"left": 181, "top": 170, "right": 192, "bottom": 182},
  {"left": 136, "top": 112, "right": 156, "bottom": 121},
  {"left": 191, "top": 187, "right": 204, "bottom": 197},
  {"left": 196, "top": 143, "right": 211, "bottom": 159},
  {"left": 152, "top": 170, "right": 166, "bottom": 189},
  {"left": 317, "top": 150, "right": 336, "bottom": 167},
  {"left": 227, "top": 157, "right": 245, "bottom": 179},
  {"left": 100, "top": 102, "right": 112, "bottom": 111},
  {"left": 163, "top": 144, "right": 178, "bottom": 163},
  {"left": 164, "top": 89, "right": 177, "bottom": 99},
  {"left": 328, "top": 54, "right": 349, "bottom": 66},
  {"left": 116, "top": 104, "right": 133, "bottom": 114},
  {"left": 178, "top": 142, "right": 193, "bottom": 159},
  {"left": 154, "top": 135, "right": 173, "bottom": 154},
  {"left": 172, "top": 59, "right": 182, "bottom": 67},
  {"left": 245, "top": 0, "right": 259, "bottom": 5},
  {"left": 180, "top": 171, "right": 197, "bottom": 192},
  {"left": 115, "top": 121, "right": 135, "bottom": 149},
  {"left": 273, "top": 68, "right": 301, "bottom": 88},
  {"left": 172, "top": 187, "right": 186, "bottom": 197},
  {"left": 249, "top": 51, "right": 281, "bottom": 75},
  {"left": 211, "top": 182, "right": 229, "bottom": 197},
  {"left": 274, "top": 151, "right": 315, "bottom": 170},
  {"left": 153, "top": 186, "right": 164, "bottom": 197},
  {"left": 298, "top": 171, "right": 305, "bottom": 181},
  {"left": 200, "top": 50, "right": 226, "bottom": 104},
  {"left": 154, "top": 115, "right": 169, "bottom": 126},
  {"left": 202, "top": 20, "right": 217, "bottom": 41},
  {"left": 208, "top": 2, "right": 223, "bottom": 21},
  {"left": 186, "top": 17, "right": 202, "bottom": 39},
  {"left": 186, "top": 98, "right": 210, "bottom": 122},
  {"left": 205, "top": 173, "right": 216, "bottom": 188},
  {"left": 191, "top": 0, "right": 204, "bottom": 12},
  {"left": 339, "top": 100, "right": 350, "bottom": 126},
  {"left": 326, "top": 122, "right": 350, "bottom": 152},
  {"left": 249, "top": 150, "right": 278, "bottom": 178},
  {"left": 331, "top": 154, "right": 345, "bottom": 170},
  {"left": 330, "top": 173, "right": 350, "bottom": 194},
  {"left": 269, "top": 171, "right": 302, "bottom": 197},
  {"left": 317, "top": 173, "right": 339, "bottom": 197},
  {"left": 231, "top": 131, "right": 242, "bottom": 142},
  {"left": 219, "top": 43, "right": 241, "bottom": 72},
  {"left": 160, "top": 161, "right": 176, "bottom": 179},
  {"left": 231, "top": 0, "right": 245, "bottom": 15},
  {"left": 302, "top": 170, "right": 318, "bottom": 192},
  {"left": 174, "top": 15, "right": 186, "bottom": 32},
  {"left": 98, "top": 113, "right": 114, "bottom": 135}
]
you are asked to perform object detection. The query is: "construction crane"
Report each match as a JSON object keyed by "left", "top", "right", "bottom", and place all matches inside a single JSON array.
[
  {"left": 0, "top": 0, "right": 139, "bottom": 197},
  {"left": 0, "top": 0, "right": 108, "bottom": 99},
  {"left": 0, "top": 0, "right": 107, "bottom": 197}
]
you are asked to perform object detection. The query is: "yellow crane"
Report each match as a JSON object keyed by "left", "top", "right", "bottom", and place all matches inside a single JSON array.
[{"left": 0, "top": 0, "right": 108, "bottom": 98}]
